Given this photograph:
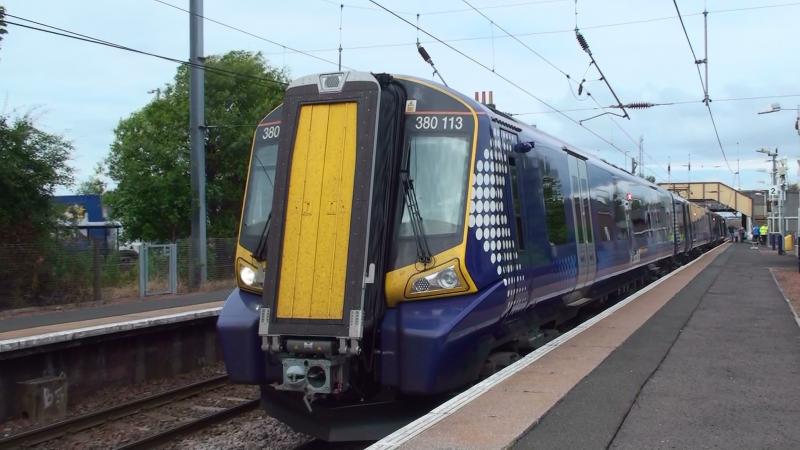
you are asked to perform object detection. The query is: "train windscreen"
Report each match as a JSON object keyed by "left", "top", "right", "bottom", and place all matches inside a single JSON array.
[
  {"left": 239, "top": 114, "right": 281, "bottom": 254},
  {"left": 398, "top": 134, "right": 471, "bottom": 236}
]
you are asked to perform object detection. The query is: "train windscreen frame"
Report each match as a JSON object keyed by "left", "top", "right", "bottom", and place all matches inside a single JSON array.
[{"left": 389, "top": 80, "right": 476, "bottom": 270}]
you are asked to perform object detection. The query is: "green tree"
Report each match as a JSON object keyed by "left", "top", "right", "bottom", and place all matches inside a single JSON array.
[
  {"left": 76, "top": 162, "right": 107, "bottom": 195},
  {"left": 0, "top": 114, "right": 74, "bottom": 243},
  {"left": 106, "top": 51, "right": 286, "bottom": 242},
  {"left": 0, "top": 6, "right": 7, "bottom": 48},
  {"left": 646, "top": 175, "right": 656, "bottom": 183}
]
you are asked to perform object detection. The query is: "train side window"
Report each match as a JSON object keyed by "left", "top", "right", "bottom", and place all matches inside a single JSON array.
[
  {"left": 542, "top": 159, "right": 568, "bottom": 245},
  {"left": 594, "top": 188, "right": 614, "bottom": 241},
  {"left": 614, "top": 197, "right": 628, "bottom": 240},
  {"left": 631, "top": 199, "right": 647, "bottom": 235},
  {"left": 571, "top": 175, "right": 584, "bottom": 244},
  {"left": 509, "top": 156, "right": 525, "bottom": 251},
  {"left": 613, "top": 181, "right": 629, "bottom": 240},
  {"left": 581, "top": 177, "right": 593, "bottom": 243}
]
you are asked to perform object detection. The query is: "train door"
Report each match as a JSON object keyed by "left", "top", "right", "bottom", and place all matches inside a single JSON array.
[
  {"left": 565, "top": 151, "right": 596, "bottom": 289},
  {"left": 671, "top": 196, "right": 680, "bottom": 255},
  {"left": 685, "top": 203, "right": 694, "bottom": 248},
  {"left": 501, "top": 129, "right": 525, "bottom": 312}
]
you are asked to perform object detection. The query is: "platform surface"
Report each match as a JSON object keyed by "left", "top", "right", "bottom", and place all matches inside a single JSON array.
[
  {"left": 375, "top": 243, "right": 800, "bottom": 449},
  {"left": 0, "top": 289, "right": 229, "bottom": 352},
  {"left": 515, "top": 243, "right": 800, "bottom": 449},
  {"left": 0, "top": 288, "right": 228, "bottom": 333}
]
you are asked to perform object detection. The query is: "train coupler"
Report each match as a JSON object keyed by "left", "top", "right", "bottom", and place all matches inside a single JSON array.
[{"left": 276, "top": 356, "right": 350, "bottom": 400}]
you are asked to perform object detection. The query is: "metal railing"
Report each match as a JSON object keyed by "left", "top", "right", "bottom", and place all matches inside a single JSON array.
[{"left": 0, "top": 238, "right": 236, "bottom": 312}]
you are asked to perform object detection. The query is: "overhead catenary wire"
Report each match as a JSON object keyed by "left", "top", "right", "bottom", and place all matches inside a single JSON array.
[
  {"left": 671, "top": 0, "right": 734, "bottom": 173},
  {"left": 573, "top": 27, "right": 629, "bottom": 120},
  {"left": 671, "top": 0, "right": 707, "bottom": 100},
  {"left": 4, "top": 15, "right": 288, "bottom": 88},
  {"left": 422, "top": 0, "right": 568, "bottom": 16},
  {"left": 458, "top": 0, "right": 648, "bottom": 173},
  {"left": 324, "top": 0, "right": 799, "bottom": 18},
  {"left": 319, "top": 0, "right": 568, "bottom": 17},
  {"left": 460, "top": 0, "right": 570, "bottom": 78},
  {"left": 366, "top": 0, "right": 631, "bottom": 160},
  {"left": 512, "top": 93, "right": 800, "bottom": 115},
  {"left": 270, "top": 1, "right": 800, "bottom": 57},
  {"left": 152, "top": 0, "right": 351, "bottom": 70}
]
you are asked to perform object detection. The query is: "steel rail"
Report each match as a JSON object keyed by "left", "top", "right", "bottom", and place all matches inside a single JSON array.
[
  {"left": 115, "top": 398, "right": 260, "bottom": 450},
  {"left": 0, "top": 374, "right": 229, "bottom": 449}
]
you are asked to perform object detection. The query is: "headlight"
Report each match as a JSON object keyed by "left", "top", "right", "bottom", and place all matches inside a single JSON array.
[
  {"left": 410, "top": 264, "right": 464, "bottom": 294},
  {"left": 237, "top": 259, "right": 264, "bottom": 292},
  {"left": 240, "top": 266, "right": 256, "bottom": 286}
]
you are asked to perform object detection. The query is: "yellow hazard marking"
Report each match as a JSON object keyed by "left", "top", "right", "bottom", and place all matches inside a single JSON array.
[{"left": 276, "top": 102, "right": 357, "bottom": 320}]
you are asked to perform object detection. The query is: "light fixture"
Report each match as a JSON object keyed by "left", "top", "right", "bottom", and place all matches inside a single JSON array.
[
  {"left": 407, "top": 261, "right": 468, "bottom": 297},
  {"left": 237, "top": 259, "right": 265, "bottom": 292},
  {"left": 318, "top": 73, "right": 347, "bottom": 93}
]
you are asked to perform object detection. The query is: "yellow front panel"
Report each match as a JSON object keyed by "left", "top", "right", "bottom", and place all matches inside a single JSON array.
[{"left": 276, "top": 102, "right": 357, "bottom": 319}]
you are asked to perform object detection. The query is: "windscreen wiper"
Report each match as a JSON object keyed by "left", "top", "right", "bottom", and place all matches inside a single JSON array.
[
  {"left": 251, "top": 152, "right": 274, "bottom": 261},
  {"left": 401, "top": 170, "right": 432, "bottom": 265},
  {"left": 254, "top": 213, "right": 271, "bottom": 261}
]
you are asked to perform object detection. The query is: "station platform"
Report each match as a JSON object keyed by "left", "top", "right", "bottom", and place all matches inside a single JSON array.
[
  {"left": 372, "top": 243, "right": 800, "bottom": 449},
  {"left": 0, "top": 288, "right": 229, "bottom": 354}
]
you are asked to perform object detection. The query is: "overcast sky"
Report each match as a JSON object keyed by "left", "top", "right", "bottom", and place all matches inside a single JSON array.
[{"left": 1, "top": 0, "right": 799, "bottom": 194}]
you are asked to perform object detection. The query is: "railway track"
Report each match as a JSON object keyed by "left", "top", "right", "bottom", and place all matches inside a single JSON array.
[{"left": 0, "top": 374, "right": 259, "bottom": 449}]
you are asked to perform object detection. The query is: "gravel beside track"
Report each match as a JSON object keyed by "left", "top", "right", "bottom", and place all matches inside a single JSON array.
[
  {"left": 1, "top": 363, "right": 228, "bottom": 438},
  {"left": 164, "top": 409, "right": 310, "bottom": 450},
  {"left": 14, "top": 383, "right": 263, "bottom": 449},
  {"left": 1, "top": 362, "right": 308, "bottom": 449},
  {"left": 770, "top": 266, "right": 800, "bottom": 320}
]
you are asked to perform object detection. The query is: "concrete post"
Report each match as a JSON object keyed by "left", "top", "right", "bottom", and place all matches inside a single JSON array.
[{"left": 189, "top": 0, "right": 207, "bottom": 288}]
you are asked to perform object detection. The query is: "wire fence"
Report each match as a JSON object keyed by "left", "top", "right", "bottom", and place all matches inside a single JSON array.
[{"left": 0, "top": 238, "right": 237, "bottom": 312}]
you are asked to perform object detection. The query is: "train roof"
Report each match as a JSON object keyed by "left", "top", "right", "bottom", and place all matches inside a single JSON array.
[
  {"left": 391, "top": 73, "right": 719, "bottom": 214},
  {"left": 289, "top": 71, "right": 720, "bottom": 217}
]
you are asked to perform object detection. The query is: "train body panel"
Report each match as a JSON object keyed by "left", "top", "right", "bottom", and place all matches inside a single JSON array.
[{"left": 217, "top": 71, "right": 726, "bottom": 440}]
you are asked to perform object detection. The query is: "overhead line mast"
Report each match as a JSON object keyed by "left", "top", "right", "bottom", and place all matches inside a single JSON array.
[
  {"left": 671, "top": 0, "right": 733, "bottom": 174},
  {"left": 189, "top": 0, "right": 207, "bottom": 287}
]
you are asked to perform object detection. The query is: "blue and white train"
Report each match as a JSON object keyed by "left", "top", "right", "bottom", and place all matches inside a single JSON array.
[{"left": 218, "top": 72, "right": 726, "bottom": 440}]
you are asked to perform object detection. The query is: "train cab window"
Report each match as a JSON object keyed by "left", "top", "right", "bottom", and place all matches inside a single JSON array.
[
  {"left": 399, "top": 134, "right": 471, "bottom": 236},
  {"left": 508, "top": 156, "right": 525, "bottom": 251},
  {"left": 240, "top": 142, "right": 277, "bottom": 253}
]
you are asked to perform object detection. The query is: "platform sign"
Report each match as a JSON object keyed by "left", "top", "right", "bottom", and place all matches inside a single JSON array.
[{"left": 769, "top": 186, "right": 785, "bottom": 201}]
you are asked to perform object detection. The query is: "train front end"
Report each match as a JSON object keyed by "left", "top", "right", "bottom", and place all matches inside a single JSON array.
[{"left": 218, "top": 71, "right": 483, "bottom": 439}]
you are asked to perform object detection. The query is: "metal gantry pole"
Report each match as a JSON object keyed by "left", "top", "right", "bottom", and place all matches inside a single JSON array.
[
  {"left": 772, "top": 151, "right": 778, "bottom": 235},
  {"left": 189, "top": 0, "right": 207, "bottom": 287},
  {"left": 638, "top": 136, "right": 644, "bottom": 178},
  {"left": 703, "top": 9, "right": 709, "bottom": 104}
]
